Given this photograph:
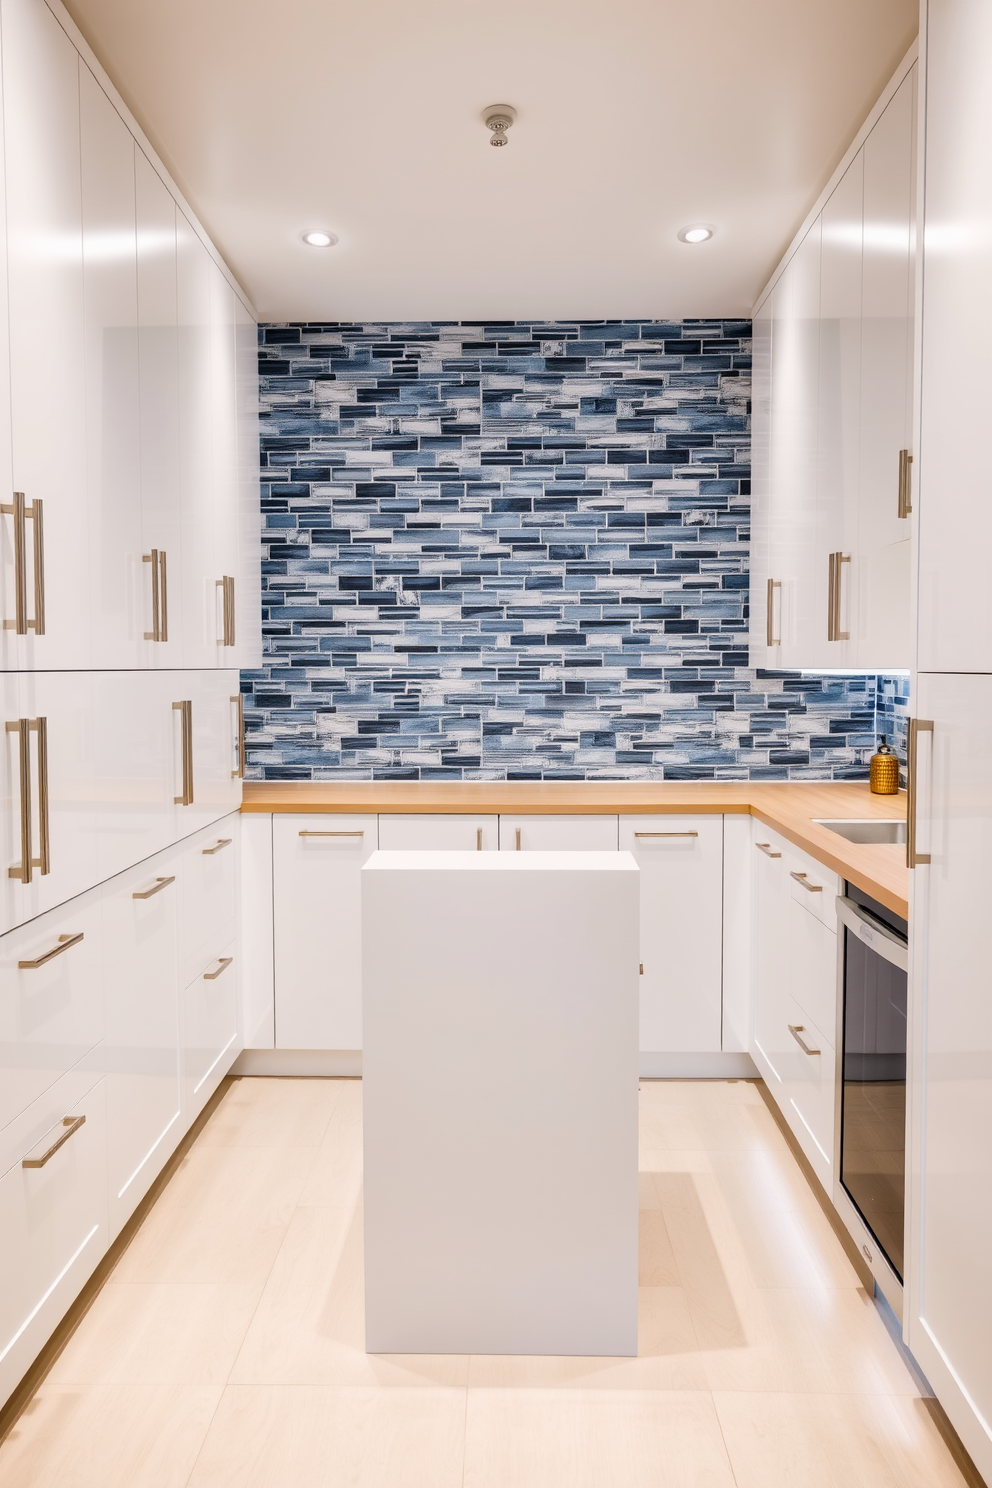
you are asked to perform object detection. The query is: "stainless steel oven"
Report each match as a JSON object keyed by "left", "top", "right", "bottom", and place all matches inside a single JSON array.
[{"left": 836, "top": 886, "right": 909, "bottom": 1281}]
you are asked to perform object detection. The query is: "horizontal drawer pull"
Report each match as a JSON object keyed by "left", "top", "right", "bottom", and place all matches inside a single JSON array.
[
  {"left": 755, "top": 842, "right": 781, "bottom": 858},
  {"left": 202, "top": 838, "right": 232, "bottom": 856},
  {"left": 18, "top": 931, "right": 84, "bottom": 969},
  {"left": 203, "top": 955, "right": 233, "bottom": 981},
  {"left": 132, "top": 875, "right": 176, "bottom": 900},
  {"left": 790, "top": 871, "right": 822, "bottom": 892},
  {"left": 299, "top": 830, "right": 364, "bottom": 838},
  {"left": 788, "top": 1024, "right": 820, "bottom": 1057},
  {"left": 634, "top": 831, "right": 699, "bottom": 839},
  {"left": 22, "top": 1114, "right": 85, "bottom": 1168}
]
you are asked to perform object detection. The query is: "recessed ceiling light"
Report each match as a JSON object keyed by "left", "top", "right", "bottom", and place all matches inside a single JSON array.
[
  {"left": 677, "top": 225, "right": 713, "bottom": 244},
  {"left": 302, "top": 230, "right": 338, "bottom": 247}
]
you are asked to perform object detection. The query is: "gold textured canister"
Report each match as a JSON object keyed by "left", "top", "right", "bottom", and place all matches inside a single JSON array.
[{"left": 869, "top": 735, "right": 900, "bottom": 795}]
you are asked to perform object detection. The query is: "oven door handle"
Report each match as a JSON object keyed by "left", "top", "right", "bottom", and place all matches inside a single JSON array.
[{"left": 835, "top": 896, "right": 909, "bottom": 972}]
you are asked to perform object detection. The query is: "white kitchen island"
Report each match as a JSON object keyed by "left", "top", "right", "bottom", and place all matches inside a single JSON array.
[{"left": 361, "top": 849, "right": 640, "bottom": 1356}]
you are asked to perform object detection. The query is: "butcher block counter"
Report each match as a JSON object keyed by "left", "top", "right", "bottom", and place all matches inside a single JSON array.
[{"left": 241, "top": 780, "right": 909, "bottom": 919}]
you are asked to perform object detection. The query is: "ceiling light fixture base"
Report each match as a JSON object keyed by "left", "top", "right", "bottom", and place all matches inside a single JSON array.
[
  {"left": 302, "top": 230, "right": 338, "bottom": 248},
  {"left": 677, "top": 225, "right": 714, "bottom": 244},
  {"left": 483, "top": 104, "right": 516, "bottom": 147}
]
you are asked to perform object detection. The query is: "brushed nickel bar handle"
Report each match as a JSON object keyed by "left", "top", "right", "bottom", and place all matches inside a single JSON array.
[
  {"left": 898, "top": 448, "right": 913, "bottom": 518},
  {"left": 202, "top": 838, "right": 232, "bottom": 855},
  {"left": 6, "top": 718, "right": 31, "bottom": 882},
  {"left": 203, "top": 955, "right": 233, "bottom": 981},
  {"left": 33, "top": 717, "right": 50, "bottom": 876},
  {"left": 476, "top": 827, "right": 482, "bottom": 851},
  {"left": 299, "top": 829, "right": 364, "bottom": 838},
  {"left": 634, "top": 831, "right": 698, "bottom": 838},
  {"left": 515, "top": 827, "right": 521, "bottom": 851},
  {"left": 22, "top": 1114, "right": 85, "bottom": 1168},
  {"left": 766, "top": 577, "right": 781, "bottom": 647},
  {"left": 227, "top": 575, "right": 235, "bottom": 647},
  {"left": 231, "top": 693, "right": 245, "bottom": 779},
  {"left": 159, "top": 550, "right": 168, "bottom": 642},
  {"left": 2, "top": 492, "right": 27, "bottom": 633},
  {"left": 907, "top": 718, "right": 934, "bottom": 867},
  {"left": 18, "top": 931, "right": 84, "bottom": 968},
  {"left": 790, "top": 871, "right": 823, "bottom": 892},
  {"left": 828, "top": 552, "right": 850, "bottom": 641},
  {"left": 173, "top": 701, "right": 193, "bottom": 805},
  {"left": 788, "top": 1024, "right": 820, "bottom": 1057},
  {"left": 132, "top": 875, "right": 175, "bottom": 900},
  {"left": 143, "top": 550, "right": 160, "bottom": 640},
  {"left": 31, "top": 498, "right": 44, "bottom": 635},
  {"left": 755, "top": 841, "right": 781, "bottom": 858}
]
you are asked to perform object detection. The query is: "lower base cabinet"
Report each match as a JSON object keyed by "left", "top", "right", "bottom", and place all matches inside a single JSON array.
[{"left": 183, "top": 937, "right": 238, "bottom": 1126}]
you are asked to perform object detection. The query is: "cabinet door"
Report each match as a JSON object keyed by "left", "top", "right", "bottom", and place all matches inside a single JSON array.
[
  {"left": 0, "top": 672, "right": 96, "bottom": 932},
  {"left": 908, "top": 673, "right": 992, "bottom": 1468},
  {"left": 498, "top": 815, "right": 618, "bottom": 851},
  {"left": 235, "top": 296, "right": 262, "bottom": 667},
  {"left": 620, "top": 816, "right": 722, "bottom": 1053},
  {"left": 136, "top": 149, "right": 183, "bottom": 668},
  {"left": 102, "top": 855, "right": 181, "bottom": 1237},
  {"left": 178, "top": 817, "right": 238, "bottom": 989},
  {"left": 273, "top": 814, "right": 377, "bottom": 1048},
  {"left": 751, "top": 828, "right": 791, "bottom": 1086},
  {"left": 209, "top": 265, "right": 239, "bottom": 662},
  {"left": 377, "top": 815, "right": 496, "bottom": 850},
  {"left": 187, "top": 670, "right": 242, "bottom": 832},
  {"left": 176, "top": 212, "right": 216, "bottom": 668},
  {"left": 1, "top": 0, "right": 89, "bottom": 668},
  {"left": 92, "top": 670, "right": 179, "bottom": 884},
  {"left": 182, "top": 937, "right": 238, "bottom": 1125},
  {"left": 748, "top": 294, "right": 776, "bottom": 664},
  {"left": 79, "top": 64, "right": 141, "bottom": 670}
]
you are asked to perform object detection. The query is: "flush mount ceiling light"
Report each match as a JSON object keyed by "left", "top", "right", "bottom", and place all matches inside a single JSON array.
[
  {"left": 483, "top": 104, "right": 516, "bottom": 147},
  {"left": 302, "top": 230, "right": 338, "bottom": 247},
  {"left": 677, "top": 225, "right": 714, "bottom": 244}
]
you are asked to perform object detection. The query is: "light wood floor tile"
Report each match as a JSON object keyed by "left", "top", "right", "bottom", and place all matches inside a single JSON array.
[
  {"left": 297, "top": 1083, "right": 364, "bottom": 1208},
  {"left": 714, "top": 1390, "right": 972, "bottom": 1488},
  {"left": 185, "top": 1384, "right": 466, "bottom": 1488},
  {"left": 462, "top": 1388, "right": 737, "bottom": 1488},
  {"left": 48, "top": 1282, "right": 263, "bottom": 1386},
  {"left": 196, "top": 1076, "right": 345, "bottom": 1151},
  {"left": 0, "top": 1384, "right": 221, "bottom": 1488}
]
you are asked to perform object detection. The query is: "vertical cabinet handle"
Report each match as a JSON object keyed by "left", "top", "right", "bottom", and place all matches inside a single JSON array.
[
  {"left": 173, "top": 700, "right": 193, "bottom": 805},
  {"left": 765, "top": 577, "right": 781, "bottom": 647},
  {"left": 515, "top": 827, "right": 522, "bottom": 851},
  {"left": 827, "top": 551, "right": 851, "bottom": 642},
  {"left": 2, "top": 492, "right": 45, "bottom": 635},
  {"left": 231, "top": 692, "right": 245, "bottom": 779},
  {"left": 476, "top": 827, "right": 483, "bottom": 851},
  {"left": 6, "top": 716, "right": 50, "bottom": 882},
  {"left": 143, "top": 550, "right": 169, "bottom": 642},
  {"left": 898, "top": 449, "right": 913, "bottom": 519},
  {"left": 907, "top": 718, "right": 934, "bottom": 867},
  {"left": 217, "top": 576, "right": 236, "bottom": 647}
]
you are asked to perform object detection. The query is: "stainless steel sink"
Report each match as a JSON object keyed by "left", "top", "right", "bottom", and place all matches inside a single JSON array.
[{"left": 813, "top": 818, "right": 906, "bottom": 845}]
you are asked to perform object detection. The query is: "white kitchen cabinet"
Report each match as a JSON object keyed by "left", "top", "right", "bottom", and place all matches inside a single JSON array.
[
  {"left": 0, "top": 886, "right": 103, "bottom": 1131},
  {"left": 0, "top": 0, "right": 89, "bottom": 670},
  {"left": 0, "top": 1066, "right": 107, "bottom": 1407},
  {"left": 178, "top": 816, "right": 238, "bottom": 990},
  {"left": 92, "top": 670, "right": 181, "bottom": 884},
  {"left": 166, "top": 672, "right": 242, "bottom": 839},
  {"left": 620, "top": 815, "right": 722, "bottom": 1052},
  {"left": 209, "top": 266, "right": 240, "bottom": 659},
  {"left": 905, "top": 672, "right": 992, "bottom": 1479},
  {"left": 498, "top": 815, "right": 618, "bottom": 851},
  {"left": 235, "top": 295, "right": 262, "bottom": 666},
  {"left": 751, "top": 827, "right": 792, "bottom": 1085},
  {"left": 80, "top": 63, "right": 141, "bottom": 670},
  {"left": 273, "top": 814, "right": 377, "bottom": 1049},
  {"left": 101, "top": 852, "right": 181, "bottom": 1237},
  {"left": 749, "top": 294, "right": 776, "bottom": 665},
  {"left": 182, "top": 936, "right": 238, "bottom": 1126},
  {"left": 176, "top": 214, "right": 220, "bottom": 668},
  {"left": 378, "top": 814, "right": 496, "bottom": 850}
]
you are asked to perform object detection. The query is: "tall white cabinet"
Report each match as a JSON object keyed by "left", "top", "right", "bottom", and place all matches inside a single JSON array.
[{"left": 0, "top": 0, "right": 260, "bottom": 1414}]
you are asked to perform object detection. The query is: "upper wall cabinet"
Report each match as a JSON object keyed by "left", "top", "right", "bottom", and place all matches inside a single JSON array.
[
  {"left": 751, "top": 58, "right": 916, "bottom": 672},
  {"left": 0, "top": 0, "right": 260, "bottom": 672}
]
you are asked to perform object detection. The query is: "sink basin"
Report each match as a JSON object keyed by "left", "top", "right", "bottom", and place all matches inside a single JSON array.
[{"left": 814, "top": 819, "right": 906, "bottom": 845}]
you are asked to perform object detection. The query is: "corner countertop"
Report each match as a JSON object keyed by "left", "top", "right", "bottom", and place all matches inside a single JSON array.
[{"left": 241, "top": 780, "right": 909, "bottom": 919}]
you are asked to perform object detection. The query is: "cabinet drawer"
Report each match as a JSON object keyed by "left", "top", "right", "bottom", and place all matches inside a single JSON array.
[
  {"left": 183, "top": 938, "right": 238, "bottom": 1125},
  {"left": 0, "top": 891, "right": 103, "bottom": 1131},
  {"left": 787, "top": 895, "right": 839, "bottom": 1041},
  {"left": 787, "top": 849, "right": 839, "bottom": 930},
  {"left": 179, "top": 818, "right": 238, "bottom": 986},
  {"left": 0, "top": 1069, "right": 107, "bottom": 1404},
  {"left": 498, "top": 815, "right": 618, "bottom": 851},
  {"left": 378, "top": 816, "right": 491, "bottom": 850},
  {"left": 783, "top": 997, "right": 836, "bottom": 1175}
]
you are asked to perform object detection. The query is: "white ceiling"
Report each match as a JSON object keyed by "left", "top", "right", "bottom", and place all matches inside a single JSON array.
[{"left": 61, "top": 0, "right": 918, "bottom": 322}]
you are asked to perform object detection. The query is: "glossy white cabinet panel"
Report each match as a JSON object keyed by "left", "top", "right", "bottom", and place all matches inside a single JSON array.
[
  {"left": 209, "top": 265, "right": 239, "bottom": 660},
  {"left": 786, "top": 848, "right": 839, "bottom": 932},
  {"left": 620, "top": 815, "right": 722, "bottom": 1052},
  {"left": 273, "top": 813, "right": 376, "bottom": 1049},
  {"left": 0, "top": 0, "right": 89, "bottom": 669},
  {"left": 907, "top": 671, "right": 992, "bottom": 1480},
  {"left": 0, "top": 888, "right": 103, "bottom": 1131},
  {"left": 377, "top": 814, "right": 494, "bottom": 850},
  {"left": 102, "top": 855, "right": 181, "bottom": 1237},
  {"left": 0, "top": 1067, "right": 106, "bottom": 1407},
  {"left": 79, "top": 64, "right": 141, "bottom": 670},
  {"left": 135, "top": 148, "right": 183, "bottom": 669},
  {"left": 176, "top": 211, "right": 216, "bottom": 668},
  {"left": 235, "top": 295, "right": 262, "bottom": 667},
  {"left": 240, "top": 813, "right": 273, "bottom": 1048},
  {"left": 182, "top": 936, "right": 238, "bottom": 1126},
  {"left": 785, "top": 888, "right": 838, "bottom": 1053},
  {"left": 92, "top": 670, "right": 180, "bottom": 883},
  {"left": 178, "top": 816, "right": 238, "bottom": 990},
  {"left": 783, "top": 994, "right": 836, "bottom": 1180},
  {"left": 498, "top": 814, "right": 618, "bottom": 851},
  {"left": 0, "top": 672, "right": 96, "bottom": 932},
  {"left": 186, "top": 671, "right": 243, "bottom": 833},
  {"left": 751, "top": 826, "right": 792, "bottom": 1088},
  {"left": 748, "top": 295, "right": 776, "bottom": 665},
  {"left": 720, "top": 813, "right": 752, "bottom": 1053}
]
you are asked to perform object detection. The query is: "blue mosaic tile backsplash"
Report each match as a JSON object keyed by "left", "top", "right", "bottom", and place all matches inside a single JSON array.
[{"left": 243, "top": 320, "right": 907, "bottom": 781}]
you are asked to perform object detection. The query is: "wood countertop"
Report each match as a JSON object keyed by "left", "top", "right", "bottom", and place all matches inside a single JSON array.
[{"left": 241, "top": 780, "right": 909, "bottom": 919}]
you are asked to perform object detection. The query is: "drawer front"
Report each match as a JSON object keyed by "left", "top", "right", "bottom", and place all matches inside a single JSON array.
[
  {"left": 183, "top": 938, "right": 238, "bottom": 1125},
  {"left": 786, "top": 846, "right": 839, "bottom": 930},
  {"left": 498, "top": 815, "right": 618, "bottom": 851},
  {"left": 783, "top": 997, "right": 836, "bottom": 1178},
  {"left": 0, "top": 1071, "right": 107, "bottom": 1405},
  {"left": 377, "top": 815, "right": 492, "bottom": 850},
  {"left": 0, "top": 891, "right": 103, "bottom": 1131},
  {"left": 179, "top": 817, "right": 238, "bottom": 986},
  {"left": 787, "top": 895, "right": 839, "bottom": 1041}
]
